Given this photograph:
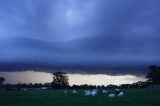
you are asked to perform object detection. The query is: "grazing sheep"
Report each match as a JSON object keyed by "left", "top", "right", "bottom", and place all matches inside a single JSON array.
[
  {"left": 41, "top": 87, "right": 48, "bottom": 90},
  {"left": 108, "top": 94, "right": 115, "bottom": 98},
  {"left": 91, "top": 90, "right": 97, "bottom": 96},
  {"left": 84, "top": 90, "right": 91, "bottom": 96},
  {"left": 72, "top": 90, "right": 78, "bottom": 94},
  {"left": 115, "top": 88, "right": 122, "bottom": 96},
  {"left": 115, "top": 88, "right": 120, "bottom": 92},
  {"left": 85, "top": 90, "right": 89, "bottom": 93},
  {"left": 64, "top": 90, "right": 67, "bottom": 94},
  {"left": 93, "top": 89, "right": 98, "bottom": 93},
  {"left": 102, "top": 90, "right": 108, "bottom": 93},
  {"left": 117, "top": 91, "right": 124, "bottom": 97}
]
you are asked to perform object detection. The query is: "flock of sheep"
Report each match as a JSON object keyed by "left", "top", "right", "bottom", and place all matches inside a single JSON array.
[{"left": 64, "top": 88, "right": 124, "bottom": 98}]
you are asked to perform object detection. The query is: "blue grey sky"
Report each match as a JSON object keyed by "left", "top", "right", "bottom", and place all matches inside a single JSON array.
[{"left": 0, "top": 0, "right": 160, "bottom": 75}]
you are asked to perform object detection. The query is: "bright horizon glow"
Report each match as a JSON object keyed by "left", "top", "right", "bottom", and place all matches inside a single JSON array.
[
  {"left": 0, "top": 71, "right": 146, "bottom": 86},
  {"left": 68, "top": 74, "right": 146, "bottom": 86}
]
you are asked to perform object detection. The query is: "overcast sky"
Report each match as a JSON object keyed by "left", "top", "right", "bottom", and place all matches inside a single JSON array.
[{"left": 0, "top": 0, "right": 160, "bottom": 75}]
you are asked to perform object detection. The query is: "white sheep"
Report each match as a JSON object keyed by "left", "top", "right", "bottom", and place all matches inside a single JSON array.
[
  {"left": 108, "top": 94, "right": 115, "bottom": 98},
  {"left": 115, "top": 88, "right": 120, "bottom": 92},
  {"left": 84, "top": 90, "right": 91, "bottom": 96},
  {"left": 64, "top": 90, "right": 67, "bottom": 94},
  {"left": 102, "top": 90, "right": 108, "bottom": 93},
  {"left": 117, "top": 91, "right": 124, "bottom": 97},
  {"left": 72, "top": 90, "right": 78, "bottom": 94},
  {"left": 91, "top": 90, "right": 97, "bottom": 96},
  {"left": 93, "top": 89, "right": 98, "bottom": 93},
  {"left": 85, "top": 90, "right": 89, "bottom": 93}
]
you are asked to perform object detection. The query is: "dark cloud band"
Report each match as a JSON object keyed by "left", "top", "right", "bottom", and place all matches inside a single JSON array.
[{"left": 0, "top": 0, "right": 160, "bottom": 75}]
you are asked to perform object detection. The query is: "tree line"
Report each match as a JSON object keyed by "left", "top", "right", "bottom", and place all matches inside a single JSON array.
[{"left": 0, "top": 65, "right": 160, "bottom": 90}]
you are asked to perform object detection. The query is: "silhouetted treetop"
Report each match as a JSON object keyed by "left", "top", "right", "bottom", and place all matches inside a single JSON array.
[
  {"left": 0, "top": 77, "right": 5, "bottom": 85},
  {"left": 146, "top": 65, "right": 160, "bottom": 84},
  {"left": 51, "top": 71, "right": 69, "bottom": 88}
]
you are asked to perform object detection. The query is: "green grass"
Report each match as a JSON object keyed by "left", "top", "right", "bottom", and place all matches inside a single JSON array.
[{"left": 0, "top": 89, "right": 160, "bottom": 106}]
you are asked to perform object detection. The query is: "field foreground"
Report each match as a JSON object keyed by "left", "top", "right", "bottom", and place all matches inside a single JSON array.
[{"left": 0, "top": 89, "right": 160, "bottom": 106}]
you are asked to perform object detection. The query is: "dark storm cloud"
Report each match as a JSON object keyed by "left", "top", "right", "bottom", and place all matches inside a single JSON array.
[{"left": 0, "top": 0, "right": 160, "bottom": 74}]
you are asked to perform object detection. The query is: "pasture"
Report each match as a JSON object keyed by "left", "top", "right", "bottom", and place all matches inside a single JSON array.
[{"left": 0, "top": 89, "right": 160, "bottom": 106}]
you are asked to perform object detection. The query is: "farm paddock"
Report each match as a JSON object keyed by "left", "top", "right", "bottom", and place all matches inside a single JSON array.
[{"left": 0, "top": 89, "right": 160, "bottom": 106}]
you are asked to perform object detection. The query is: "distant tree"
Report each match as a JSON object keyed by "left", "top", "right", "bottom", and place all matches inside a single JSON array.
[
  {"left": 0, "top": 77, "right": 5, "bottom": 85},
  {"left": 107, "top": 84, "right": 119, "bottom": 89},
  {"left": 51, "top": 72, "right": 69, "bottom": 88},
  {"left": 146, "top": 65, "right": 160, "bottom": 84}
]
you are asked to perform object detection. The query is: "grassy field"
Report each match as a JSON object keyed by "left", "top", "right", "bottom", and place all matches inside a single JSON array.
[{"left": 0, "top": 89, "right": 160, "bottom": 106}]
